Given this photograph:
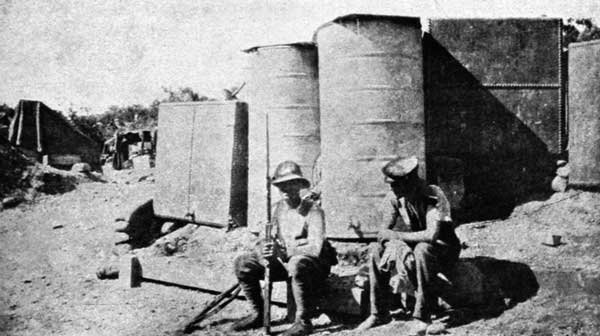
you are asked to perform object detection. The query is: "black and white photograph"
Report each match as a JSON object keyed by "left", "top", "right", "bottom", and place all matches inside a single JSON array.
[{"left": 1, "top": 1, "right": 599, "bottom": 335}]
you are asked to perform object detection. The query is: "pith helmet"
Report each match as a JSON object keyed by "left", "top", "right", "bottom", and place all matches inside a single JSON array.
[
  {"left": 382, "top": 155, "right": 419, "bottom": 183},
  {"left": 271, "top": 161, "right": 310, "bottom": 187}
]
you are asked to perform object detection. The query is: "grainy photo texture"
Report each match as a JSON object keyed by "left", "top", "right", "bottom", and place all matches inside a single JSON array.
[{"left": 1, "top": 1, "right": 600, "bottom": 336}]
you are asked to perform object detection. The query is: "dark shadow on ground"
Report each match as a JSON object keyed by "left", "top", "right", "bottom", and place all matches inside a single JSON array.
[
  {"left": 307, "top": 256, "right": 540, "bottom": 332},
  {"left": 115, "top": 199, "right": 188, "bottom": 249},
  {"left": 439, "top": 256, "right": 539, "bottom": 327}
]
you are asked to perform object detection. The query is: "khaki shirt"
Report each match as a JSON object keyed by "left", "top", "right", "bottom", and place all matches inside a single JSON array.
[
  {"left": 271, "top": 199, "right": 326, "bottom": 258},
  {"left": 380, "top": 180, "right": 458, "bottom": 247}
]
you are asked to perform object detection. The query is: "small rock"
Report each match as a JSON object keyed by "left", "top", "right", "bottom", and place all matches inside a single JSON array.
[
  {"left": 551, "top": 176, "right": 567, "bottom": 192},
  {"left": 427, "top": 322, "right": 448, "bottom": 335},
  {"left": 164, "top": 242, "right": 177, "bottom": 255},
  {"left": 96, "top": 265, "right": 120, "bottom": 280},
  {"left": 313, "top": 313, "right": 332, "bottom": 326},
  {"left": 52, "top": 224, "right": 64, "bottom": 230},
  {"left": 556, "top": 166, "right": 570, "bottom": 178},
  {"left": 161, "top": 222, "right": 176, "bottom": 234},
  {"left": 71, "top": 162, "right": 91, "bottom": 173},
  {"left": 23, "top": 279, "right": 32, "bottom": 283},
  {"left": 2, "top": 196, "right": 24, "bottom": 209}
]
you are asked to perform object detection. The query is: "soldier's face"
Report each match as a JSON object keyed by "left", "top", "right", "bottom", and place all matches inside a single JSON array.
[
  {"left": 276, "top": 180, "right": 304, "bottom": 206},
  {"left": 390, "top": 175, "right": 413, "bottom": 197}
]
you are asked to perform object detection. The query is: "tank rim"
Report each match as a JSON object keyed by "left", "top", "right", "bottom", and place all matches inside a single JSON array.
[
  {"left": 242, "top": 42, "right": 315, "bottom": 53},
  {"left": 312, "top": 14, "right": 422, "bottom": 43}
]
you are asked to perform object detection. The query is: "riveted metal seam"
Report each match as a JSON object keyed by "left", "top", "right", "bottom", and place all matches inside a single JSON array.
[{"left": 558, "top": 18, "right": 564, "bottom": 154}]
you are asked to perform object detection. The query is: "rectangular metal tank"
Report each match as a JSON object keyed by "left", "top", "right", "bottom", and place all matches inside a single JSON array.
[
  {"left": 154, "top": 101, "right": 248, "bottom": 226},
  {"left": 568, "top": 39, "right": 600, "bottom": 188},
  {"left": 425, "top": 18, "right": 565, "bottom": 220}
]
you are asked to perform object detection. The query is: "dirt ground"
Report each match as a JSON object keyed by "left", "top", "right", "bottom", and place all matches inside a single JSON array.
[{"left": 1, "top": 166, "right": 599, "bottom": 336}]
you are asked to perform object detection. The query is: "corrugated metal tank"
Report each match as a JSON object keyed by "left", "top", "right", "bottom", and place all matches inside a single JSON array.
[
  {"left": 154, "top": 101, "right": 248, "bottom": 226},
  {"left": 315, "top": 14, "right": 424, "bottom": 238},
  {"left": 569, "top": 40, "right": 600, "bottom": 188},
  {"left": 241, "top": 43, "right": 320, "bottom": 231}
]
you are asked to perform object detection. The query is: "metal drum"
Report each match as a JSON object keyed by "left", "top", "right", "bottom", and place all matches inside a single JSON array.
[
  {"left": 315, "top": 14, "right": 424, "bottom": 238},
  {"left": 242, "top": 43, "right": 320, "bottom": 231},
  {"left": 569, "top": 40, "right": 600, "bottom": 188},
  {"left": 154, "top": 101, "right": 248, "bottom": 227}
]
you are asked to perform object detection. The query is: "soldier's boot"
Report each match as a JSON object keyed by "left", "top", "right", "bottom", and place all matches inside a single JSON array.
[
  {"left": 230, "top": 282, "right": 264, "bottom": 331},
  {"left": 355, "top": 314, "right": 392, "bottom": 331},
  {"left": 281, "top": 275, "right": 315, "bottom": 336},
  {"left": 282, "top": 319, "right": 313, "bottom": 336}
]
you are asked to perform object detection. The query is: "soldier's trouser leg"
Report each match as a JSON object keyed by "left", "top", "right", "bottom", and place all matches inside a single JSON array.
[
  {"left": 287, "top": 255, "right": 328, "bottom": 322},
  {"left": 408, "top": 242, "right": 459, "bottom": 321},
  {"left": 233, "top": 251, "right": 288, "bottom": 314},
  {"left": 368, "top": 243, "right": 391, "bottom": 317}
]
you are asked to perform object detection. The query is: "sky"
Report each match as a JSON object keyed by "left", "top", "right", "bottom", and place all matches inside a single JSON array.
[{"left": 1, "top": 0, "right": 599, "bottom": 115}]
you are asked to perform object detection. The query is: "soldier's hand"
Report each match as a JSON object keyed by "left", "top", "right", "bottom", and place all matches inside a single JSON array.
[
  {"left": 262, "top": 242, "right": 275, "bottom": 259},
  {"left": 377, "top": 230, "right": 395, "bottom": 245}
]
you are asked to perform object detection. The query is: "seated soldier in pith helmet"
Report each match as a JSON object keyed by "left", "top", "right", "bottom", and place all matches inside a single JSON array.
[
  {"left": 356, "top": 155, "right": 461, "bottom": 335},
  {"left": 231, "top": 160, "right": 336, "bottom": 336}
]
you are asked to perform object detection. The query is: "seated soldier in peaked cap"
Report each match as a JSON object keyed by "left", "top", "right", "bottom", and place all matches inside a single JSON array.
[
  {"left": 356, "top": 155, "right": 461, "bottom": 335},
  {"left": 231, "top": 161, "right": 336, "bottom": 336}
]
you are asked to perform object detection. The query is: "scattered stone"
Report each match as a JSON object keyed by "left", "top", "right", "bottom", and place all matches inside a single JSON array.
[
  {"left": 52, "top": 224, "right": 64, "bottom": 229},
  {"left": 556, "top": 165, "right": 570, "bottom": 178},
  {"left": 96, "top": 265, "right": 120, "bottom": 280},
  {"left": 427, "top": 322, "right": 448, "bottom": 335},
  {"left": 161, "top": 222, "right": 176, "bottom": 235},
  {"left": 164, "top": 242, "right": 177, "bottom": 255},
  {"left": 2, "top": 196, "right": 24, "bottom": 209},
  {"left": 71, "top": 162, "right": 91, "bottom": 174},
  {"left": 551, "top": 175, "right": 568, "bottom": 192},
  {"left": 23, "top": 279, "right": 32, "bottom": 284},
  {"left": 313, "top": 313, "right": 332, "bottom": 326}
]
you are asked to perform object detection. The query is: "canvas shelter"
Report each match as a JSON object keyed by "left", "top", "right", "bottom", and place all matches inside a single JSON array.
[{"left": 8, "top": 100, "right": 101, "bottom": 168}]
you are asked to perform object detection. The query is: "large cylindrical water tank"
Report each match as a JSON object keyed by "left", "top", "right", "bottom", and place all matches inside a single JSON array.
[
  {"left": 242, "top": 43, "right": 320, "bottom": 231},
  {"left": 569, "top": 39, "right": 600, "bottom": 188},
  {"left": 315, "top": 14, "right": 424, "bottom": 238}
]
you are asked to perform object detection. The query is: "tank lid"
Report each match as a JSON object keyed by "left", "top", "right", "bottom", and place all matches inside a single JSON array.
[
  {"left": 242, "top": 42, "right": 316, "bottom": 53},
  {"left": 331, "top": 14, "right": 421, "bottom": 27},
  {"left": 313, "top": 14, "right": 421, "bottom": 42}
]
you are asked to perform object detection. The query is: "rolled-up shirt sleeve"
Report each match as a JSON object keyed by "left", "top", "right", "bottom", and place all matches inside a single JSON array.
[
  {"left": 425, "top": 185, "right": 452, "bottom": 225},
  {"left": 380, "top": 192, "right": 398, "bottom": 231}
]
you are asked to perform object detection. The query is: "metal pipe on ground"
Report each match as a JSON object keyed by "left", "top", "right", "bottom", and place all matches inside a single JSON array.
[{"left": 124, "top": 255, "right": 286, "bottom": 305}]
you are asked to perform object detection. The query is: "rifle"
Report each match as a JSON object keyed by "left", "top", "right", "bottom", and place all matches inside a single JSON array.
[
  {"left": 263, "top": 221, "right": 273, "bottom": 335},
  {"left": 264, "top": 111, "right": 273, "bottom": 335}
]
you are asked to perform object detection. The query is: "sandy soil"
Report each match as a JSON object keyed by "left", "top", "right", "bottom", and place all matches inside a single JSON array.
[{"left": 1, "top": 167, "right": 599, "bottom": 336}]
